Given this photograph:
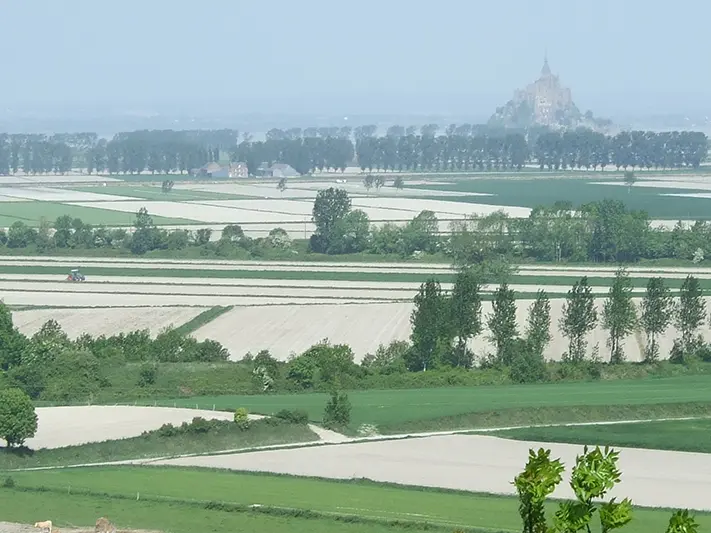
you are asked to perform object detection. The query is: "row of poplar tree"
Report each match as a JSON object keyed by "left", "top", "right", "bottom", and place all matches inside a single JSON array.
[{"left": 407, "top": 268, "right": 708, "bottom": 375}]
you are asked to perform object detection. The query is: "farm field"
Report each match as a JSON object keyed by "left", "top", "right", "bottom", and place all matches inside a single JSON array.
[
  {"left": 409, "top": 175, "right": 711, "bottom": 219},
  {"left": 153, "top": 433, "right": 711, "bottom": 511},
  {"left": 4, "top": 467, "right": 705, "bottom": 532},
  {"left": 2, "top": 258, "right": 711, "bottom": 361},
  {"left": 486, "top": 418, "right": 711, "bottom": 454},
  {"left": 157, "top": 375, "right": 711, "bottom": 432},
  {"left": 26, "top": 406, "right": 237, "bottom": 449}
]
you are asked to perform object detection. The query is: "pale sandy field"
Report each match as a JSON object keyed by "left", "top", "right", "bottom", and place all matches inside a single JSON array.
[
  {"left": 9, "top": 256, "right": 711, "bottom": 274},
  {"left": 0, "top": 186, "right": 137, "bottom": 202},
  {"left": 192, "top": 297, "right": 694, "bottom": 362},
  {"left": 154, "top": 433, "right": 711, "bottom": 511},
  {"left": 26, "top": 406, "right": 235, "bottom": 449},
  {"left": 193, "top": 302, "right": 413, "bottom": 359},
  {"left": 12, "top": 306, "right": 206, "bottom": 338}
]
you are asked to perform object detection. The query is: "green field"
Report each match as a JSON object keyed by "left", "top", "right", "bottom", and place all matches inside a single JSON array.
[
  {"left": 2, "top": 467, "right": 707, "bottom": 533},
  {"left": 71, "top": 185, "right": 249, "bottom": 202},
  {"left": 0, "top": 419, "right": 316, "bottom": 470},
  {"left": 410, "top": 178, "right": 711, "bottom": 219},
  {"left": 0, "top": 201, "right": 198, "bottom": 226},
  {"left": 487, "top": 417, "right": 711, "bottom": 454},
  {"left": 151, "top": 375, "right": 711, "bottom": 433}
]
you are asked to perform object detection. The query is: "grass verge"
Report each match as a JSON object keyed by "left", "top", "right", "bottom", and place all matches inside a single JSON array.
[
  {"left": 2, "top": 467, "right": 708, "bottom": 533},
  {"left": 484, "top": 417, "right": 711, "bottom": 454},
  {"left": 0, "top": 418, "right": 316, "bottom": 470},
  {"left": 171, "top": 306, "right": 233, "bottom": 335}
]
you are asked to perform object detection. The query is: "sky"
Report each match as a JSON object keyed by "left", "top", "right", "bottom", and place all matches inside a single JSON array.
[{"left": 0, "top": 0, "right": 708, "bottom": 119}]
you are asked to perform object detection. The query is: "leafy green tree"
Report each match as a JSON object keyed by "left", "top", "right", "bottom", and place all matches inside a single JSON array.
[
  {"left": 408, "top": 279, "right": 449, "bottom": 371},
  {"left": 0, "top": 388, "right": 38, "bottom": 448},
  {"left": 447, "top": 268, "right": 482, "bottom": 368},
  {"left": 623, "top": 170, "right": 636, "bottom": 192},
  {"left": 323, "top": 386, "right": 351, "bottom": 428},
  {"left": 277, "top": 178, "right": 287, "bottom": 195},
  {"left": 559, "top": 277, "right": 598, "bottom": 362},
  {"left": 602, "top": 268, "right": 637, "bottom": 363},
  {"left": 233, "top": 407, "right": 250, "bottom": 430},
  {"left": 488, "top": 282, "right": 518, "bottom": 365},
  {"left": 363, "top": 174, "right": 374, "bottom": 190},
  {"left": 311, "top": 188, "right": 351, "bottom": 253},
  {"left": 675, "top": 275, "right": 706, "bottom": 348},
  {"left": 525, "top": 290, "right": 551, "bottom": 357},
  {"left": 327, "top": 209, "right": 371, "bottom": 254},
  {"left": 640, "top": 277, "right": 673, "bottom": 362}
]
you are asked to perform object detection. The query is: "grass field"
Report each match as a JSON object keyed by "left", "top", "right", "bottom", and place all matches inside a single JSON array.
[
  {"left": 153, "top": 375, "right": 711, "bottom": 432},
  {"left": 71, "top": 185, "right": 249, "bottom": 202},
  {"left": 0, "top": 201, "right": 198, "bottom": 226},
  {"left": 0, "top": 419, "right": 316, "bottom": 470},
  {"left": 410, "top": 178, "right": 711, "bottom": 219},
  {"left": 2, "top": 467, "right": 708, "bottom": 533},
  {"left": 487, "top": 418, "right": 711, "bottom": 454}
]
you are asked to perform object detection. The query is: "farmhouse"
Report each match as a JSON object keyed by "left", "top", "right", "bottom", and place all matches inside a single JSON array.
[
  {"left": 257, "top": 163, "right": 300, "bottom": 178},
  {"left": 192, "top": 162, "right": 249, "bottom": 179}
]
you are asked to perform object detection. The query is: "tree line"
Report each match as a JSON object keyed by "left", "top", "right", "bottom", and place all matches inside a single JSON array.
[
  {"left": 407, "top": 268, "right": 710, "bottom": 377},
  {"left": 0, "top": 125, "right": 706, "bottom": 176},
  {"left": 7, "top": 192, "right": 711, "bottom": 266},
  {"left": 1, "top": 208, "right": 293, "bottom": 258},
  {"left": 309, "top": 188, "right": 711, "bottom": 264}
]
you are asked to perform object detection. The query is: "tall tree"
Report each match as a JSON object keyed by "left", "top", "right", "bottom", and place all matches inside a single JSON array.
[
  {"left": 310, "top": 188, "right": 351, "bottom": 253},
  {"left": 559, "top": 277, "right": 598, "bottom": 362},
  {"left": 408, "top": 279, "right": 449, "bottom": 371},
  {"left": 487, "top": 282, "right": 518, "bottom": 365},
  {"left": 525, "top": 290, "right": 552, "bottom": 357},
  {"left": 447, "top": 268, "right": 482, "bottom": 368},
  {"left": 640, "top": 277, "right": 673, "bottom": 362},
  {"left": 601, "top": 268, "right": 637, "bottom": 363},
  {"left": 675, "top": 275, "right": 706, "bottom": 348}
]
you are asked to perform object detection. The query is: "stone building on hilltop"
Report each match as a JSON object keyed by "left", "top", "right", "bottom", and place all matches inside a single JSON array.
[{"left": 489, "top": 56, "right": 612, "bottom": 131}]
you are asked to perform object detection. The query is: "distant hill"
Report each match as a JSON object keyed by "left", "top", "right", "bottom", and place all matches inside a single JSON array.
[{"left": 489, "top": 57, "right": 612, "bottom": 132}]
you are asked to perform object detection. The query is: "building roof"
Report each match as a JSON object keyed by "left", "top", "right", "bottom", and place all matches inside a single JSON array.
[
  {"left": 270, "top": 163, "right": 294, "bottom": 170},
  {"left": 202, "top": 162, "right": 222, "bottom": 173}
]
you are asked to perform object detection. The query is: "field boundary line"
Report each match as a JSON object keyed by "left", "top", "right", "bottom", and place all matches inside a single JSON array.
[{"left": 7, "top": 414, "right": 711, "bottom": 474}]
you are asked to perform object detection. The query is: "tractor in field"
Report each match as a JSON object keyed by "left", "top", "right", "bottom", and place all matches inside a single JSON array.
[{"left": 66, "top": 269, "right": 86, "bottom": 282}]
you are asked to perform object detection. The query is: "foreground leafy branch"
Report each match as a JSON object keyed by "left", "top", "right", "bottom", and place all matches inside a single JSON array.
[{"left": 513, "top": 445, "right": 700, "bottom": 533}]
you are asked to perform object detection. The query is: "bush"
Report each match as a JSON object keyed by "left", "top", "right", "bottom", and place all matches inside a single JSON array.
[
  {"left": 2, "top": 476, "right": 15, "bottom": 488},
  {"left": 0, "top": 388, "right": 38, "bottom": 448},
  {"left": 323, "top": 389, "right": 351, "bottom": 428},
  {"left": 509, "top": 340, "right": 549, "bottom": 384},
  {"left": 274, "top": 409, "right": 309, "bottom": 424},
  {"left": 137, "top": 363, "right": 158, "bottom": 387},
  {"left": 234, "top": 407, "right": 250, "bottom": 430},
  {"left": 183, "top": 416, "right": 212, "bottom": 434}
]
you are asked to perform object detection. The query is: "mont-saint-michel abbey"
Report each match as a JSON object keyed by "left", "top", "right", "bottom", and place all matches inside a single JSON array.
[{"left": 489, "top": 56, "right": 612, "bottom": 131}]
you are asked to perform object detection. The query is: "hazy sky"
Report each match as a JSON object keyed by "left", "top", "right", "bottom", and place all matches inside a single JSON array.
[{"left": 1, "top": 0, "right": 708, "bottom": 117}]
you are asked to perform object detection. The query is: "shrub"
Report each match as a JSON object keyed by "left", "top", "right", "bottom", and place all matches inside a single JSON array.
[
  {"left": 137, "top": 363, "right": 158, "bottom": 387},
  {"left": 156, "top": 423, "right": 179, "bottom": 437},
  {"left": 274, "top": 409, "right": 309, "bottom": 424},
  {"left": 234, "top": 407, "right": 250, "bottom": 430},
  {"left": 0, "top": 388, "right": 38, "bottom": 448},
  {"left": 323, "top": 389, "right": 351, "bottom": 428},
  {"left": 2, "top": 476, "right": 15, "bottom": 488},
  {"left": 183, "top": 416, "right": 212, "bottom": 434}
]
